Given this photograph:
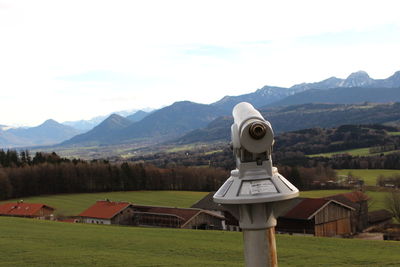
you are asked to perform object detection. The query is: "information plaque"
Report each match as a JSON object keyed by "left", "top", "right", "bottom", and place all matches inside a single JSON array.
[{"left": 239, "top": 179, "right": 278, "bottom": 195}]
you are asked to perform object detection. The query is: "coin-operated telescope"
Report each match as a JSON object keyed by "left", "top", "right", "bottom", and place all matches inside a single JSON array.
[{"left": 214, "top": 102, "right": 299, "bottom": 267}]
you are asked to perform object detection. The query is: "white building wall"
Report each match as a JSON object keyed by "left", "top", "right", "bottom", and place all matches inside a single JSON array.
[{"left": 83, "top": 218, "right": 111, "bottom": 225}]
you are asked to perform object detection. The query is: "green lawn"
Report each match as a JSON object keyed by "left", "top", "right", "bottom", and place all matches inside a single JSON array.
[
  {"left": 299, "top": 189, "right": 350, "bottom": 198},
  {"left": 0, "top": 217, "right": 399, "bottom": 266},
  {"left": 0, "top": 191, "right": 208, "bottom": 217},
  {"left": 336, "top": 169, "right": 400, "bottom": 186}
]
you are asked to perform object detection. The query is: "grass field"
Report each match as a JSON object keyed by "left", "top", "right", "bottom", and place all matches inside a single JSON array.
[
  {"left": 299, "top": 189, "right": 350, "bottom": 198},
  {"left": 365, "top": 191, "right": 390, "bottom": 211},
  {"left": 308, "top": 148, "right": 400, "bottom": 158},
  {"left": 0, "top": 217, "right": 399, "bottom": 267},
  {"left": 0, "top": 191, "right": 208, "bottom": 217},
  {"left": 336, "top": 169, "right": 400, "bottom": 186},
  {"left": 308, "top": 147, "right": 372, "bottom": 157}
]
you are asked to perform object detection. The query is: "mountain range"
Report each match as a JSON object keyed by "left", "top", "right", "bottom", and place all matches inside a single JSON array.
[
  {"left": 0, "top": 120, "right": 79, "bottom": 148},
  {"left": 1, "top": 70, "right": 400, "bottom": 149},
  {"left": 212, "top": 70, "right": 400, "bottom": 111},
  {"left": 62, "top": 114, "right": 133, "bottom": 146},
  {"left": 62, "top": 109, "right": 152, "bottom": 132},
  {"left": 126, "top": 110, "right": 150, "bottom": 122},
  {"left": 62, "top": 101, "right": 225, "bottom": 146},
  {"left": 174, "top": 102, "right": 400, "bottom": 144}
]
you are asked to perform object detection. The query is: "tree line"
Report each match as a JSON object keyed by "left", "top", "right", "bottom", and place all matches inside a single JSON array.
[
  {"left": 0, "top": 150, "right": 229, "bottom": 200},
  {"left": 0, "top": 149, "right": 76, "bottom": 167},
  {"left": 277, "top": 164, "right": 338, "bottom": 190},
  {"left": 0, "top": 149, "right": 344, "bottom": 201}
]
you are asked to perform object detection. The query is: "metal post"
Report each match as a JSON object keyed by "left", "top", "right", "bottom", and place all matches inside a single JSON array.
[
  {"left": 238, "top": 204, "right": 278, "bottom": 267},
  {"left": 243, "top": 228, "right": 277, "bottom": 267}
]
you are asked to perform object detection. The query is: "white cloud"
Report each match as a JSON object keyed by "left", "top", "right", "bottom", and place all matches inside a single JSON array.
[{"left": 0, "top": 0, "right": 400, "bottom": 125}]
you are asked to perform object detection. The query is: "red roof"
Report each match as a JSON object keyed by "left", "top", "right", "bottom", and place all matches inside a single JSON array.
[
  {"left": 78, "top": 201, "right": 131, "bottom": 219},
  {"left": 283, "top": 198, "right": 355, "bottom": 220},
  {"left": 0, "top": 202, "right": 54, "bottom": 216},
  {"left": 283, "top": 198, "right": 330, "bottom": 220}
]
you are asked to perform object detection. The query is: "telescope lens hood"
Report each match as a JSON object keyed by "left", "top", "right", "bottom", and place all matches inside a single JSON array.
[{"left": 249, "top": 122, "right": 267, "bottom": 140}]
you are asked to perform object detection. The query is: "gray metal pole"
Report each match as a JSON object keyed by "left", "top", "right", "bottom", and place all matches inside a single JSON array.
[{"left": 243, "top": 228, "right": 277, "bottom": 267}]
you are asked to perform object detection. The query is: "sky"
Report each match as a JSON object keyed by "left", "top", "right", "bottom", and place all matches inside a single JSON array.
[{"left": 1, "top": 0, "right": 400, "bottom": 127}]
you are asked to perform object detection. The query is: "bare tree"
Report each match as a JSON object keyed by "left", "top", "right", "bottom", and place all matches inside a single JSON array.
[{"left": 385, "top": 191, "right": 400, "bottom": 222}]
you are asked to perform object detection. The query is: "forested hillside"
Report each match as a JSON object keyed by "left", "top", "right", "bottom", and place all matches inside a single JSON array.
[
  {"left": 176, "top": 103, "right": 400, "bottom": 144},
  {"left": 274, "top": 124, "right": 400, "bottom": 154}
]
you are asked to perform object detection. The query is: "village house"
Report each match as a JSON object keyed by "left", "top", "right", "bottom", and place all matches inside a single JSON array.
[
  {"left": 131, "top": 204, "right": 225, "bottom": 230},
  {"left": 277, "top": 198, "right": 354, "bottom": 237},
  {"left": 0, "top": 201, "right": 55, "bottom": 219},
  {"left": 78, "top": 200, "right": 134, "bottom": 225}
]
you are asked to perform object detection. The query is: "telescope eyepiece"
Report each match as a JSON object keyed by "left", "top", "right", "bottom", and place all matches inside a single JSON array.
[{"left": 249, "top": 122, "right": 267, "bottom": 140}]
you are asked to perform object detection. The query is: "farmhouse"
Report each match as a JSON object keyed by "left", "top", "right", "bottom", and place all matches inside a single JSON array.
[
  {"left": 132, "top": 204, "right": 225, "bottom": 230},
  {"left": 78, "top": 200, "right": 134, "bottom": 225},
  {"left": 277, "top": 198, "right": 354, "bottom": 237},
  {"left": 0, "top": 201, "right": 54, "bottom": 219},
  {"left": 191, "top": 192, "right": 240, "bottom": 231}
]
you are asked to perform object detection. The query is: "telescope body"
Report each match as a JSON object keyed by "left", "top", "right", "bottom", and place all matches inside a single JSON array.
[
  {"left": 213, "top": 102, "right": 300, "bottom": 267},
  {"left": 214, "top": 102, "right": 299, "bottom": 206}
]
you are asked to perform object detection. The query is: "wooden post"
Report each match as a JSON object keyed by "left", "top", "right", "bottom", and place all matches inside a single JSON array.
[{"left": 267, "top": 227, "right": 278, "bottom": 267}]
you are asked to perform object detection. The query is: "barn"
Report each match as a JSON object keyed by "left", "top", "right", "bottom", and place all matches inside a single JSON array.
[
  {"left": 191, "top": 192, "right": 240, "bottom": 231},
  {"left": 277, "top": 198, "right": 354, "bottom": 237},
  {"left": 78, "top": 200, "right": 225, "bottom": 229},
  {"left": 78, "top": 200, "right": 134, "bottom": 225},
  {"left": 132, "top": 205, "right": 225, "bottom": 230},
  {"left": 0, "top": 201, "right": 55, "bottom": 219},
  {"left": 326, "top": 191, "right": 370, "bottom": 232}
]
